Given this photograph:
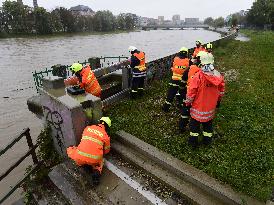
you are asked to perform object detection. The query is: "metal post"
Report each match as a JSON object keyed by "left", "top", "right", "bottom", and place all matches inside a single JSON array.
[{"left": 25, "top": 129, "right": 39, "bottom": 164}]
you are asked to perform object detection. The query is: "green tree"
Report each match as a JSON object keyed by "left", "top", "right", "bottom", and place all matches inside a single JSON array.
[
  {"left": 33, "top": 7, "right": 52, "bottom": 34},
  {"left": 2, "top": 0, "right": 29, "bottom": 33},
  {"left": 93, "top": 10, "right": 115, "bottom": 32},
  {"left": 50, "top": 8, "right": 63, "bottom": 33},
  {"left": 247, "top": 0, "right": 274, "bottom": 28},
  {"left": 75, "top": 15, "right": 86, "bottom": 32},
  {"left": 85, "top": 16, "right": 94, "bottom": 31},
  {"left": 204, "top": 17, "right": 214, "bottom": 26},
  {"left": 213, "top": 17, "right": 225, "bottom": 28},
  {"left": 116, "top": 13, "right": 126, "bottom": 30},
  {"left": 58, "top": 7, "right": 76, "bottom": 32},
  {"left": 231, "top": 14, "right": 238, "bottom": 27}
]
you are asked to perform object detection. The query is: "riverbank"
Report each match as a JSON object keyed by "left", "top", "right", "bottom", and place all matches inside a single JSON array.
[{"left": 107, "top": 30, "right": 274, "bottom": 201}]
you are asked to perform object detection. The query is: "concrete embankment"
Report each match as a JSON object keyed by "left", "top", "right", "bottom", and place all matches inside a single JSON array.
[{"left": 27, "top": 130, "right": 264, "bottom": 205}]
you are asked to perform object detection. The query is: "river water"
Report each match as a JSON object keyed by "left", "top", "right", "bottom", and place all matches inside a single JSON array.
[{"left": 0, "top": 29, "right": 220, "bottom": 204}]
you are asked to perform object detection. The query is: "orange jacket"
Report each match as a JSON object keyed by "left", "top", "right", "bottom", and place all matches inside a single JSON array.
[
  {"left": 187, "top": 65, "right": 200, "bottom": 87},
  {"left": 192, "top": 46, "right": 206, "bottom": 58},
  {"left": 68, "top": 124, "right": 110, "bottom": 165},
  {"left": 133, "top": 51, "right": 146, "bottom": 71},
  {"left": 185, "top": 69, "right": 225, "bottom": 122},
  {"left": 64, "top": 65, "right": 101, "bottom": 97},
  {"left": 171, "top": 57, "right": 189, "bottom": 81},
  {"left": 79, "top": 65, "right": 101, "bottom": 97}
]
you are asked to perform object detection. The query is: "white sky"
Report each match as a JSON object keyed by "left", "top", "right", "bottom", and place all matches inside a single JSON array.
[{"left": 0, "top": 0, "right": 254, "bottom": 20}]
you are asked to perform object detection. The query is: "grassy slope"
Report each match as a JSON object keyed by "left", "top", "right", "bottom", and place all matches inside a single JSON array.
[{"left": 106, "top": 30, "right": 274, "bottom": 201}]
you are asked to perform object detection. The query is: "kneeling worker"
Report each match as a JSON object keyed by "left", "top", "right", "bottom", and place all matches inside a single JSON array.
[
  {"left": 67, "top": 117, "right": 111, "bottom": 185},
  {"left": 64, "top": 63, "right": 101, "bottom": 97}
]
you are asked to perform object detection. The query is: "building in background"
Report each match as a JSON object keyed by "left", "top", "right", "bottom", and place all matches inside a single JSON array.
[
  {"left": 172, "top": 15, "right": 181, "bottom": 25},
  {"left": 158, "top": 16, "right": 164, "bottom": 25},
  {"left": 69, "top": 5, "right": 95, "bottom": 16},
  {"left": 33, "top": 0, "right": 38, "bottom": 8},
  {"left": 185, "top": 18, "right": 200, "bottom": 25}
]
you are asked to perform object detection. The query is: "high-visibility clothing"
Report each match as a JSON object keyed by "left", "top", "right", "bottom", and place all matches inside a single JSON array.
[
  {"left": 133, "top": 51, "right": 146, "bottom": 71},
  {"left": 192, "top": 46, "right": 206, "bottom": 58},
  {"left": 64, "top": 65, "right": 101, "bottom": 97},
  {"left": 185, "top": 69, "right": 225, "bottom": 122},
  {"left": 171, "top": 57, "right": 189, "bottom": 81},
  {"left": 79, "top": 65, "right": 101, "bottom": 97},
  {"left": 67, "top": 124, "right": 110, "bottom": 173},
  {"left": 130, "top": 51, "right": 146, "bottom": 98},
  {"left": 187, "top": 65, "right": 200, "bottom": 87}
]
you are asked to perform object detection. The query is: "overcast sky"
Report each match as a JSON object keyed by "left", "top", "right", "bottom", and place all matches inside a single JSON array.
[{"left": 1, "top": 0, "right": 254, "bottom": 20}]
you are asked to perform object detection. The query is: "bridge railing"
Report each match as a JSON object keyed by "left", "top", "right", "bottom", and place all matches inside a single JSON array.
[
  {"left": 32, "top": 56, "right": 128, "bottom": 93},
  {"left": 0, "top": 128, "right": 42, "bottom": 204}
]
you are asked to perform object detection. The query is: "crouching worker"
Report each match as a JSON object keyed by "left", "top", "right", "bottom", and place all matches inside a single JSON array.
[
  {"left": 67, "top": 117, "right": 111, "bottom": 185},
  {"left": 64, "top": 63, "right": 102, "bottom": 97},
  {"left": 185, "top": 52, "right": 225, "bottom": 148}
]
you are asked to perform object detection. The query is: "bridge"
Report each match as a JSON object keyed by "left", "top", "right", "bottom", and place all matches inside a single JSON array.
[{"left": 141, "top": 24, "right": 209, "bottom": 30}]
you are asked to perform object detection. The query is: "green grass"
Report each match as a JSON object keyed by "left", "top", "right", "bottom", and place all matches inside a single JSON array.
[{"left": 106, "top": 30, "right": 274, "bottom": 201}]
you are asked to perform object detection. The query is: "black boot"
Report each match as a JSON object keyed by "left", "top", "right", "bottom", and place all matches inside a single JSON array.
[
  {"left": 202, "top": 136, "right": 212, "bottom": 146},
  {"left": 162, "top": 102, "right": 171, "bottom": 112},
  {"left": 92, "top": 170, "right": 101, "bottom": 186},
  {"left": 130, "top": 91, "right": 138, "bottom": 99},
  {"left": 188, "top": 136, "right": 198, "bottom": 149},
  {"left": 138, "top": 88, "right": 144, "bottom": 97},
  {"left": 179, "top": 117, "right": 189, "bottom": 133}
]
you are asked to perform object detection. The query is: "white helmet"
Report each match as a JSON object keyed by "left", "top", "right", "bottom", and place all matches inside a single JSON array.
[
  {"left": 128, "top": 46, "right": 137, "bottom": 53},
  {"left": 199, "top": 52, "right": 214, "bottom": 65}
]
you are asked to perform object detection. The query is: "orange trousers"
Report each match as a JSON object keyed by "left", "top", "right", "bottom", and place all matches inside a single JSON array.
[{"left": 67, "top": 146, "right": 103, "bottom": 173}]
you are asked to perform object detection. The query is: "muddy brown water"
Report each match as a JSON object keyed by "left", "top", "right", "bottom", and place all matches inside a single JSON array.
[{"left": 0, "top": 29, "right": 220, "bottom": 204}]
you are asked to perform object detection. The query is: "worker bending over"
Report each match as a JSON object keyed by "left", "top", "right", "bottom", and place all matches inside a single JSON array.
[
  {"left": 64, "top": 63, "right": 101, "bottom": 97},
  {"left": 67, "top": 117, "right": 111, "bottom": 185}
]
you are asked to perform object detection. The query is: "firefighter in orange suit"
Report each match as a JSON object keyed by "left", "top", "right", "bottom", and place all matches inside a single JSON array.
[
  {"left": 178, "top": 51, "right": 206, "bottom": 132},
  {"left": 67, "top": 117, "right": 111, "bottom": 185},
  {"left": 64, "top": 63, "right": 102, "bottom": 97},
  {"left": 185, "top": 52, "right": 225, "bottom": 148},
  {"left": 192, "top": 40, "right": 206, "bottom": 58},
  {"left": 162, "top": 47, "right": 190, "bottom": 112},
  {"left": 128, "top": 46, "right": 147, "bottom": 99}
]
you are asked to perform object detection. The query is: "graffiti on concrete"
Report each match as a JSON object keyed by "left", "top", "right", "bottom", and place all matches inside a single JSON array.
[{"left": 43, "top": 106, "right": 65, "bottom": 153}]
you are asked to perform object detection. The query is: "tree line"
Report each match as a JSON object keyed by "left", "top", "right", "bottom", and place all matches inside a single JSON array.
[
  {"left": 0, "top": 1, "right": 138, "bottom": 36},
  {"left": 204, "top": 0, "right": 274, "bottom": 29}
]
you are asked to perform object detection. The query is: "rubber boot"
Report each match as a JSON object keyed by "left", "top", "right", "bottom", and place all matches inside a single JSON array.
[
  {"left": 138, "top": 88, "right": 144, "bottom": 97},
  {"left": 175, "top": 93, "right": 181, "bottom": 109},
  {"left": 162, "top": 103, "right": 171, "bottom": 112},
  {"left": 179, "top": 117, "right": 188, "bottom": 133},
  {"left": 202, "top": 136, "right": 212, "bottom": 146},
  {"left": 92, "top": 170, "right": 101, "bottom": 186},
  {"left": 188, "top": 136, "right": 198, "bottom": 149},
  {"left": 130, "top": 91, "right": 138, "bottom": 99}
]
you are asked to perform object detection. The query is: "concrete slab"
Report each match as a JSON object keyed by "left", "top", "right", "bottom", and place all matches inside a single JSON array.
[
  {"left": 42, "top": 76, "right": 65, "bottom": 90},
  {"left": 114, "top": 130, "right": 264, "bottom": 205}
]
